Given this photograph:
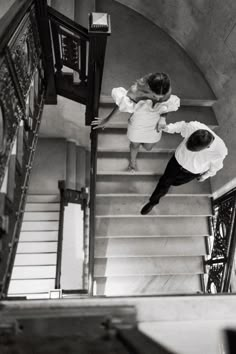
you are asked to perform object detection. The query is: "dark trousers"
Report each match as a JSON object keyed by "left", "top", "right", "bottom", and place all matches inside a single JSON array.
[{"left": 150, "top": 155, "right": 201, "bottom": 205}]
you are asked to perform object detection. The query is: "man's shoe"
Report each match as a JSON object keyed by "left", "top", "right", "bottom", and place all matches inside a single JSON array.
[{"left": 141, "top": 202, "right": 155, "bottom": 215}]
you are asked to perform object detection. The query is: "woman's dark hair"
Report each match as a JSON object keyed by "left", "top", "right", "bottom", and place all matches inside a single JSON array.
[
  {"left": 187, "top": 129, "right": 215, "bottom": 151},
  {"left": 147, "top": 72, "right": 171, "bottom": 96}
]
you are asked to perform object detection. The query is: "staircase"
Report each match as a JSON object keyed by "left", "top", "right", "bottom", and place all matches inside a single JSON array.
[
  {"left": 8, "top": 139, "right": 88, "bottom": 299},
  {"left": 90, "top": 0, "right": 220, "bottom": 296},
  {"left": 92, "top": 103, "right": 216, "bottom": 296},
  {"left": 8, "top": 194, "right": 60, "bottom": 299}
]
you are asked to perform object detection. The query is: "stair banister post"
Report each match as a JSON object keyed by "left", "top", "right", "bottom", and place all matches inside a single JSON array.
[
  {"left": 86, "top": 12, "right": 111, "bottom": 125},
  {"left": 35, "top": 0, "right": 57, "bottom": 104}
]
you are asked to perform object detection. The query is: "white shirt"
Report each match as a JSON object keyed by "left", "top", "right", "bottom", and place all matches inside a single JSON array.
[
  {"left": 163, "top": 121, "right": 228, "bottom": 180},
  {"left": 111, "top": 87, "right": 180, "bottom": 143}
]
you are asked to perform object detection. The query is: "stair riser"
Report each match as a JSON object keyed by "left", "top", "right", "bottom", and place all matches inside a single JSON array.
[
  {"left": 98, "top": 106, "right": 218, "bottom": 129},
  {"left": 94, "top": 256, "right": 204, "bottom": 276},
  {"left": 98, "top": 130, "right": 181, "bottom": 152},
  {"left": 96, "top": 196, "right": 212, "bottom": 216},
  {"left": 95, "top": 237, "right": 207, "bottom": 257},
  {"left": 95, "top": 216, "right": 210, "bottom": 236}
]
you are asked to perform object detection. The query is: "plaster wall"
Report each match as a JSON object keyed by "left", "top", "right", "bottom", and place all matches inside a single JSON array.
[
  {"left": 0, "top": 0, "right": 16, "bottom": 20},
  {"left": 39, "top": 96, "right": 90, "bottom": 148},
  {"left": 115, "top": 0, "right": 236, "bottom": 195},
  {"left": 28, "top": 138, "right": 66, "bottom": 194},
  {"left": 50, "top": 0, "right": 75, "bottom": 20}
]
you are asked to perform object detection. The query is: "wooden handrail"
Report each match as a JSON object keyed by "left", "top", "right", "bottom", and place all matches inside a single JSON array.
[
  {"left": 0, "top": 0, "right": 34, "bottom": 54},
  {"left": 47, "top": 6, "right": 89, "bottom": 39},
  {"left": 88, "top": 129, "right": 98, "bottom": 295},
  {"left": 55, "top": 180, "right": 66, "bottom": 289}
]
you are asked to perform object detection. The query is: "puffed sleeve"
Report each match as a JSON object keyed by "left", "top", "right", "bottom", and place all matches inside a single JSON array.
[
  {"left": 165, "top": 95, "right": 180, "bottom": 112},
  {"left": 111, "top": 87, "right": 136, "bottom": 113}
]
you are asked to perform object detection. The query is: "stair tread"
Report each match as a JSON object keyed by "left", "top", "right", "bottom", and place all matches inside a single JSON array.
[
  {"left": 94, "top": 274, "right": 203, "bottom": 295},
  {"left": 97, "top": 151, "right": 174, "bottom": 174},
  {"left": 94, "top": 256, "right": 204, "bottom": 276},
  {"left": 95, "top": 236, "right": 207, "bottom": 257},
  {"left": 20, "top": 231, "right": 58, "bottom": 242},
  {"left": 23, "top": 212, "right": 60, "bottom": 221},
  {"left": 11, "top": 266, "right": 56, "bottom": 280},
  {"left": 96, "top": 216, "right": 210, "bottom": 236},
  {"left": 21, "top": 221, "right": 59, "bottom": 231},
  {"left": 96, "top": 195, "right": 212, "bottom": 216},
  {"left": 17, "top": 242, "right": 58, "bottom": 254},
  {"left": 96, "top": 174, "right": 211, "bottom": 195},
  {"left": 8, "top": 279, "right": 55, "bottom": 294},
  {"left": 26, "top": 195, "right": 60, "bottom": 203}
]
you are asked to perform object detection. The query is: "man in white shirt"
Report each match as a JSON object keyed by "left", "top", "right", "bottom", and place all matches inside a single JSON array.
[{"left": 141, "top": 121, "right": 228, "bottom": 215}]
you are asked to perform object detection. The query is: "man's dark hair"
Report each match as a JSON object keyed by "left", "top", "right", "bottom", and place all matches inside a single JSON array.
[
  {"left": 187, "top": 129, "right": 215, "bottom": 151},
  {"left": 147, "top": 72, "right": 171, "bottom": 96}
]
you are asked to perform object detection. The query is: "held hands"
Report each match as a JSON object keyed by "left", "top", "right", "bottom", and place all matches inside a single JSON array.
[
  {"left": 197, "top": 175, "right": 206, "bottom": 182},
  {"left": 156, "top": 121, "right": 167, "bottom": 132},
  {"left": 91, "top": 117, "right": 107, "bottom": 130}
]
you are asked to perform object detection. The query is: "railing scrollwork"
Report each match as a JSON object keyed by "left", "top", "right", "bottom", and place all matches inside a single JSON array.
[
  {"left": 206, "top": 189, "right": 236, "bottom": 293},
  {"left": 0, "top": 1, "right": 45, "bottom": 297}
]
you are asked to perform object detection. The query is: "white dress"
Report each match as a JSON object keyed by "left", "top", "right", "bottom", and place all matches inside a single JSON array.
[{"left": 111, "top": 87, "right": 180, "bottom": 143}]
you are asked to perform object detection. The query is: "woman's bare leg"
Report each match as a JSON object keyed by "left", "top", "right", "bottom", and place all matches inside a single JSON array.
[
  {"left": 129, "top": 142, "right": 140, "bottom": 170},
  {"left": 142, "top": 143, "right": 156, "bottom": 151}
]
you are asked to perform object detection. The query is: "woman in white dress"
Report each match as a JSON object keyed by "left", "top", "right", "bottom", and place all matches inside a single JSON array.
[{"left": 92, "top": 73, "right": 180, "bottom": 171}]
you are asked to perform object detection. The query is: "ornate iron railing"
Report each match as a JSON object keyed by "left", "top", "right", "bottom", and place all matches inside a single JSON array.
[
  {"left": 0, "top": 0, "right": 45, "bottom": 297},
  {"left": 206, "top": 188, "right": 236, "bottom": 293}
]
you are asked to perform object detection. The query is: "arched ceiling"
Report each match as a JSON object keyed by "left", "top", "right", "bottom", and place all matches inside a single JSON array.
[{"left": 114, "top": 0, "right": 236, "bottom": 96}]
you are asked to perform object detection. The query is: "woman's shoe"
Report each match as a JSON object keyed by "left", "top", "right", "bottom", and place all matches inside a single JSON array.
[{"left": 127, "top": 162, "right": 136, "bottom": 173}]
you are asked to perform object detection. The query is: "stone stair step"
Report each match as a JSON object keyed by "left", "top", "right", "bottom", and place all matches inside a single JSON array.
[
  {"left": 11, "top": 266, "right": 56, "bottom": 280},
  {"left": 17, "top": 242, "right": 58, "bottom": 254},
  {"left": 98, "top": 105, "right": 218, "bottom": 129},
  {"left": 97, "top": 151, "right": 171, "bottom": 174},
  {"left": 23, "top": 212, "right": 60, "bottom": 221},
  {"left": 96, "top": 195, "right": 212, "bottom": 216},
  {"left": 25, "top": 203, "right": 60, "bottom": 212},
  {"left": 95, "top": 216, "right": 210, "bottom": 237},
  {"left": 94, "top": 274, "right": 203, "bottom": 296},
  {"left": 94, "top": 256, "right": 204, "bottom": 276},
  {"left": 26, "top": 195, "right": 60, "bottom": 203},
  {"left": 96, "top": 174, "right": 212, "bottom": 195},
  {"left": 20, "top": 231, "right": 58, "bottom": 242},
  {"left": 8, "top": 279, "right": 55, "bottom": 294},
  {"left": 98, "top": 129, "right": 181, "bottom": 152},
  {"left": 94, "top": 236, "right": 207, "bottom": 257},
  {"left": 14, "top": 253, "right": 57, "bottom": 266},
  {"left": 21, "top": 221, "right": 59, "bottom": 231}
]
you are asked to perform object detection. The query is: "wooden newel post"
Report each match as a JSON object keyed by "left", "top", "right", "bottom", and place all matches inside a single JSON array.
[
  {"left": 35, "top": 0, "right": 57, "bottom": 104},
  {"left": 86, "top": 13, "right": 111, "bottom": 125}
]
